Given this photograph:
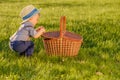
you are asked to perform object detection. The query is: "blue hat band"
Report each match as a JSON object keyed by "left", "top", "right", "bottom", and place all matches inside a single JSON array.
[{"left": 22, "top": 8, "right": 39, "bottom": 20}]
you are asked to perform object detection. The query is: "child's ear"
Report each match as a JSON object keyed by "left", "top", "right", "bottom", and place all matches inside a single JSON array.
[
  {"left": 29, "top": 17, "right": 33, "bottom": 20},
  {"left": 28, "top": 17, "right": 33, "bottom": 22}
]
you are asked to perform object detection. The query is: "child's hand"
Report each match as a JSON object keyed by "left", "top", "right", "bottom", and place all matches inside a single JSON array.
[
  {"left": 36, "top": 26, "right": 42, "bottom": 32},
  {"left": 34, "top": 26, "right": 46, "bottom": 38},
  {"left": 40, "top": 27, "right": 46, "bottom": 34},
  {"left": 36, "top": 26, "right": 46, "bottom": 34},
  {"left": 36, "top": 26, "right": 45, "bottom": 32}
]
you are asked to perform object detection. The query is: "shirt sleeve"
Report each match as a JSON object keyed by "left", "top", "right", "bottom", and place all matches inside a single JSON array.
[{"left": 28, "top": 27, "right": 37, "bottom": 37}]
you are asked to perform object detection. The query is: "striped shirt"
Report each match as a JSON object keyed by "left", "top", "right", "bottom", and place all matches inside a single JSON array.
[{"left": 10, "top": 22, "right": 37, "bottom": 41}]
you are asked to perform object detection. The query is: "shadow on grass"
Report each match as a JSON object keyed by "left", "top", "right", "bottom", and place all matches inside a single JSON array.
[
  {"left": 0, "top": 0, "right": 25, "bottom": 3},
  {"left": 0, "top": 38, "right": 19, "bottom": 58},
  {"left": 0, "top": 38, "right": 11, "bottom": 52},
  {"left": 35, "top": 2, "right": 86, "bottom": 8},
  {"left": 0, "top": 1, "right": 86, "bottom": 7},
  {"left": 0, "top": 37, "right": 46, "bottom": 58},
  {"left": 0, "top": 14, "right": 18, "bottom": 18}
]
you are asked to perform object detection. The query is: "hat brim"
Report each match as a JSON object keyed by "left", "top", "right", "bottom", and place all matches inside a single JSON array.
[{"left": 21, "top": 9, "right": 41, "bottom": 24}]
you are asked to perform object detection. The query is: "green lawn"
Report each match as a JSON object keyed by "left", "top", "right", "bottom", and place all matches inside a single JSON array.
[{"left": 0, "top": 0, "right": 120, "bottom": 80}]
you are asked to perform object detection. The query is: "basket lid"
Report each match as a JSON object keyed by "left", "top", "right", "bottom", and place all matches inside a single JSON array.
[
  {"left": 64, "top": 32, "right": 83, "bottom": 40},
  {"left": 42, "top": 31, "right": 83, "bottom": 41},
  {"left": 42, "top": 16, "right": 83, "bottom": 41}
]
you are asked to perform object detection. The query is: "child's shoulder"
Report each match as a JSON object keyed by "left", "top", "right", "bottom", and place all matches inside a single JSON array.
[
  {"left": 19, "top": 22, "right": 34, "bottom": 30},
  {"left": 24, "top": 22, "right": 34, "bottom": 27}
]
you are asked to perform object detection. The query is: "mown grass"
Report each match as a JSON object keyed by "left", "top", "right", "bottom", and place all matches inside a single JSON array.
[{"left": 0, "top": 0, "right": 120, "bottom": 80}]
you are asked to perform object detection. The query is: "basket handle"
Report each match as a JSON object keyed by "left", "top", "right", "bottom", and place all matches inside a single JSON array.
[{"left": 60, "top": 16, "right": 66, "bottom": 38}]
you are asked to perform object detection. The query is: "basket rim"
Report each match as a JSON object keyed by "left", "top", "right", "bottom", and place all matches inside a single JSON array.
[{"left": 42, "top": 31, "right": 83, "bottom": 42}]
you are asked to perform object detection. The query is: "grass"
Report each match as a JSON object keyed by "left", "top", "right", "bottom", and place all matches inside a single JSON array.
[{"left": 0, "top": 0, "right": 120, "bottom": 80}]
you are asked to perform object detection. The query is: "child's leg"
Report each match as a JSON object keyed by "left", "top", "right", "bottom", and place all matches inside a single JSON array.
[
  {"left": 24, "top": 41, "right": 34, "bottom": 56},
  {"left": 10, "top": 41, "right": 34, "bottom": 56},
  {"left": 10, "top": 41, "right": 27, "bottom": 54}
]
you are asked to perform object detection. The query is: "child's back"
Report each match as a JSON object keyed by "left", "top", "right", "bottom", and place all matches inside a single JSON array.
[{"left": 9, "top": 5, "right": 45, "bottom": 57}]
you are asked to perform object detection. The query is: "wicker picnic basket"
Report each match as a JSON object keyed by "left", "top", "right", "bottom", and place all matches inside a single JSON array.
[{"left": 42, "top": 16, "right": 83, "bottom": 56}]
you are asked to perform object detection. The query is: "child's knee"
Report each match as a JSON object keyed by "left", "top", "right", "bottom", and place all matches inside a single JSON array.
[{"left": 30, "top": 41, "right": 34, "bottom": 46}]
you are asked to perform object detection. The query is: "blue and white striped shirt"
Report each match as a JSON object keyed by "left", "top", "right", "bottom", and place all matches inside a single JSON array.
[{"left": 10, "top": 22, "right": 37, "bottom": 41}]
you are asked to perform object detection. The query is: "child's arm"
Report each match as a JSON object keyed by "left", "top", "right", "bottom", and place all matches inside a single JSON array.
[
  {"left": 36, "top": 26, "right": 44, "bottom": 32},
  {"left": 33, "top": 26, "right": 45, "bottom": 38}
]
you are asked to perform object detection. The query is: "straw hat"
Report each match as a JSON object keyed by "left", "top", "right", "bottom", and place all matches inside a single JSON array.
[{"left": 20, "top": 5, "right": 40, "bottom": 23}]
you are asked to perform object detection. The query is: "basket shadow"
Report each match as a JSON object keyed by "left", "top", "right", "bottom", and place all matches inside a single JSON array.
[{"left": 0, "top": 38, "right": 10, "bottom": 52}]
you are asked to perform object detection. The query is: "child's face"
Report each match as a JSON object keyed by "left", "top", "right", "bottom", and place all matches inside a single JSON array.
[{"left": 29, "top": 13, "right": 40, "bottom": 26}]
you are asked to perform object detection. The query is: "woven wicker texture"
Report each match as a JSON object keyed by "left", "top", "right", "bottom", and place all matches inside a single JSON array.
[{"left": 42, "top": 16, "right": 83, "bottom": 56}]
